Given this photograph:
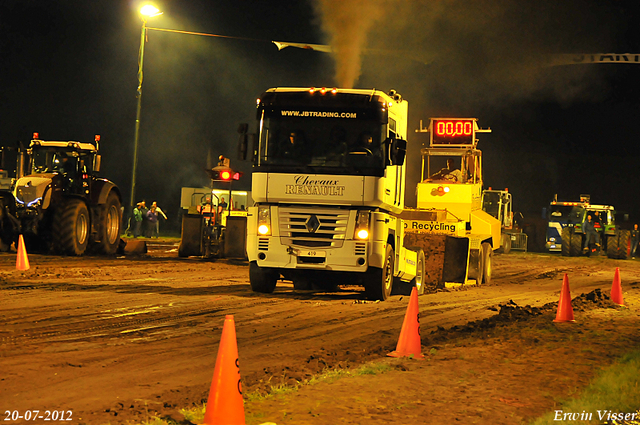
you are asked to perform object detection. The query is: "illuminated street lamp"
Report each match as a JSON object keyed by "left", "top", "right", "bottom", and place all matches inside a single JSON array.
[{"left": 130, "top": 4, "right": 163, "bottom": 211}]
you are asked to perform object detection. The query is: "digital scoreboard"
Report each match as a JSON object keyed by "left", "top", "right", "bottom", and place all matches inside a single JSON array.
[{"left": 431, "top": 119, "right": 476, "bottom": 146}]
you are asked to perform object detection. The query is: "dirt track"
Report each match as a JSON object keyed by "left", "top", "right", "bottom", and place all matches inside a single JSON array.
[{"left": 1, "top": 242, "right": 639, "bottom": 424}]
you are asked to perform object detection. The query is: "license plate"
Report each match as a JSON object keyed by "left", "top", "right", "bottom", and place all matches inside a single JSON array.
[{"left": 297, "top": 250, "right": 326, "bottom": 258}]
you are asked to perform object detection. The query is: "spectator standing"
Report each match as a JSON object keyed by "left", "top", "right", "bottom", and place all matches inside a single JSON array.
[
  {"left": 133, "top": 203, "right": 143, "bottom": 238},
  {"left": 139, "top": 201, "right": 149, "bottom": 237},
  {"left": 582, "top": 214, "right": 600, "bottom": 251},
  {"left": 631, "top": 223, "right": 639, "bottom": 259},
  {"left": 147, "top": 206, "right": 159, "bottom": 238},
  {"left": 151, "top": 201, "right": 168, "bottom": 236}
]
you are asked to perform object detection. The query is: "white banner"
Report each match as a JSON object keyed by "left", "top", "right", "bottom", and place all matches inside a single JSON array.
[{"left": 548, "top": 53, "right": 640, "bottom": 66}]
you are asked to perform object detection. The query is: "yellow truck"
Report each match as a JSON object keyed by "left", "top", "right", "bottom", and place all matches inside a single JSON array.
[{"left": 400, "top": 118, "right": 502, "bottom": 290}]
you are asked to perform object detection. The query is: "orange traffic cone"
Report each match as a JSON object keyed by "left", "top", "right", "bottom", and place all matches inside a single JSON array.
[
  {"left": 554, "top": 274, "right": 575, "bottom": 323},
  {"left": 16, "top": 234, "right": 30, "bottom": 271},
  {"left": 388, "top": 287, "right": 424, "bottom": 359},
  {"left": 611, "top": 267, "right": 624, "bottom": 305},
  {"left": 202, "top": 315, "right": 245, "bottom": 425}
]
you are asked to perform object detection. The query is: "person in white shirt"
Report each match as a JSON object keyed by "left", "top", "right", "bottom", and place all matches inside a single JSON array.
[{"left": 151, "top": 201, "right": 168, "bottom": 236}]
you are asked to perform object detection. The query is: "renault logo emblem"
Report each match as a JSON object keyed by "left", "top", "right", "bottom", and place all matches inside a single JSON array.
[{"left": 305, "top": 215, "right": 320, "bottom": 233}]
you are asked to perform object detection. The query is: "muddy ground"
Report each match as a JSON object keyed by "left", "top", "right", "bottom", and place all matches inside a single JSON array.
[{"left": 1, "top": 240, "right": 639, "bottom": 425}]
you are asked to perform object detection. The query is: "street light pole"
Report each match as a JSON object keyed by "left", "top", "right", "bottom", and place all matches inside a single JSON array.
[
  {"left": 130, "top": 5, "right": 162, "bottom": 211},
  {"left": 130, "top": 19, "right": 146, "bottom": 210}
]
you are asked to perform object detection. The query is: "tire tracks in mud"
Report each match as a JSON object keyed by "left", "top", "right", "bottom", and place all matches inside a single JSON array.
[{"left": 1, "top": 251, "right": 637, "bottom": 424}]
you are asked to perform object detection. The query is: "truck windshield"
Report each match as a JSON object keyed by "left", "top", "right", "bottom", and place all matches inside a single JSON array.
[
  {"left": 257, "top": 116, "right": 386, "bottom": 176},
  {"left": 548, "top": 205, "right": 582, "bottom": 223}
]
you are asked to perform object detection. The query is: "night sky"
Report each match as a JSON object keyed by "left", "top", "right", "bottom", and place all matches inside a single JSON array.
[{"left": 2, "top": 0, "right": 640, "bottom": 230}]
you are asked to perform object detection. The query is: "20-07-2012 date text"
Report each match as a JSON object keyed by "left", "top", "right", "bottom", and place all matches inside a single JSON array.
[{"left": 4, "top": 410, "right": 72, "bottom": 422}]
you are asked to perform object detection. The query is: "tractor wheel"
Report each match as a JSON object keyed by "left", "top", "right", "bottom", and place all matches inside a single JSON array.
[
  {"left": 481, "top": 242, "right": 493, "bottom": 284},
  {"left": 467, "top": 248, "right": 483, "bottom": 283},
  {"left": 0, "top": 236, "right": 11, "bottom": 252},
  {"left": 502, "top": 233, "right": 512, "bottom": 254},
  {"left": 95, "top": 192, "right": 121, "bottom": 255},
  {"left": 561, "top": 228, "right": 572, "bottom": 256},
  {"left": 411, "top": 249, "right": 426, "bottom": 295},
  {"left": 52, "top": 199, "right": 90, "bottom": 255},
  {"left": 570, "top": 232, "right": 582, "bottom": 257},
  {"left": 364, "top": 244, "right": 394, "bottom": 301},
  {"left": 292, "top": 277, "right": 313, "bottom": 290},
  {"left": 607, "top": 230, "right": 631, "bottom": 259},
  {"left": 0, "top": 197, "right": 14, "bottom": 252},
  {"left": 249, "top": 261, "right": 278, "bottom": 293}
]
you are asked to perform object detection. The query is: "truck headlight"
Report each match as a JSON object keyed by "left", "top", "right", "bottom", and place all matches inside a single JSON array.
[
  {"left": 257, "top": 206, "right": 271, "bottom": 236},
  {"left": 354, "top": 210, "right": 370, "bottom": 240}
]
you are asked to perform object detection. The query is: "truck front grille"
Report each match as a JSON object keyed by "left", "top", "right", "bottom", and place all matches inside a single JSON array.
[{"left": 279, "top": 208, "right": 348, "bottom": 248}]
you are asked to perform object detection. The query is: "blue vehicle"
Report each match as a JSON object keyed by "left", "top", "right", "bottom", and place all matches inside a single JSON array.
[{"left": 544, "top": 200, "right": 586, "bottom": 252}]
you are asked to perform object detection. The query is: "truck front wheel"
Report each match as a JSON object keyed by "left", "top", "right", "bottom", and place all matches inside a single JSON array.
[
  {"left": 365, "top": 244, "right": 394, "bottom": 301},
  {"left": 53, "top": 199, "right": 90, "bottom": 255},
  {"left": 249, "top": 261, "right": 278, "bottom": 293}
]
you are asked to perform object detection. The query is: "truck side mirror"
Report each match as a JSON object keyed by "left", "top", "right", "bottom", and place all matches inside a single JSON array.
[
  {"left": 250, "top": 133, "right": 257, "bottom": 161},
  {"left": 237, "top": 123, "right": 249, "bottom": 160},
  {"left": 391, "top": 138, "right": 407, "bottom": 166},
  {"left": 93, "top": 155, "right": 101, "bottom": 173}
]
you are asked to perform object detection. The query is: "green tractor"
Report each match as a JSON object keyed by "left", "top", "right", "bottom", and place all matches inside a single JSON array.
[{"left": 560, "top": 204, "right": 630, "bottom": 259}]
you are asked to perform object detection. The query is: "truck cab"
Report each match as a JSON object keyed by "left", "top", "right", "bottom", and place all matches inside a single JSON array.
[{"left": 245, "top": 87, "right": 420, "bottom": 300}]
